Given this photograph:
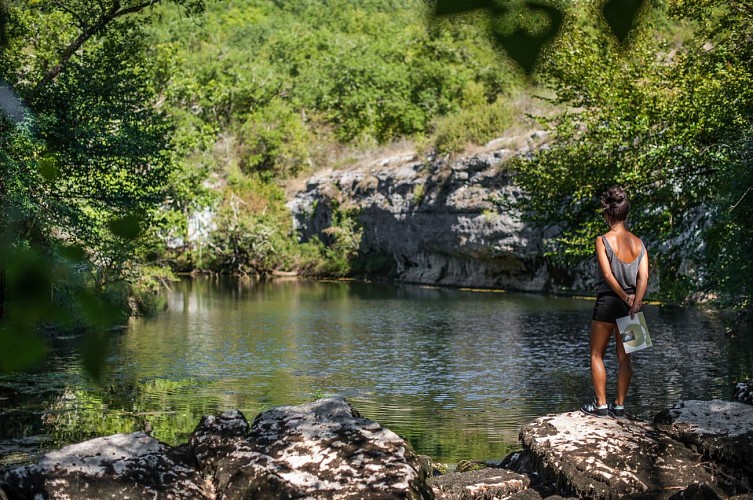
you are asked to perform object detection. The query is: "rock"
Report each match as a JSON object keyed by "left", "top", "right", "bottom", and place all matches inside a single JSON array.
[
  {"left": 189, "top": 397, "right": 432, "bottom": 499},
  {"left": 520, "top": 411, "right": 720, "bottom": 499},
  {"left": 418, "top": 455, "right": 450, "bottom": 477},
  {"left": 2, "top": 398, "right": 432, "bottom": 499},
  {"left": 655, "top": 400, "right": 753, "bottom": 494},
  {"left": 734, "top": 381, "right": 753, "bottom": 405},
  {"left": 286, "top": 138, "right": 586, "bottom": 293},
  {"left": 189, "top": 409, "right": 255, "bottom": 495},
  {"left": 0, "top": 432, "right": 212, "bottom": 499},
  {"left": 429, "top": 467, "right": 530, "bottom": 499}
]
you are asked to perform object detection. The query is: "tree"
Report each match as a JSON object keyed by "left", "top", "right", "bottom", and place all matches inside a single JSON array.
[
  {"left": 505, "top": 1, "right": 753, "bottom": 307},
  {"left": 0, "top": 0, "right": 205, "bottom": 373}
]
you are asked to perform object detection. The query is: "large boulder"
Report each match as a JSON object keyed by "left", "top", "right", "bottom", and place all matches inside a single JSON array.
[
  {"left": 0, "top": 432, "right": 211, "bottom": 499},
  {"left": 519, "top": 411, "right": 720, "bottom": 499},
  {"left": 190, "top": 397, "right": 432, "bottom": 499},
  {"left": 655, "top": 400, "right": 753, "bottom": 494}
]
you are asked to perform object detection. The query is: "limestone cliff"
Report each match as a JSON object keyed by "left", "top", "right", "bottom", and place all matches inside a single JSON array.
[{"left": 287, "top": 137, "right": 592, "bottom": 292}]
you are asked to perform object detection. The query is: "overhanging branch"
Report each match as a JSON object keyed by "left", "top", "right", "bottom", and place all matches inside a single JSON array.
[{"left": 32, "top": 1, "right": 157, "bottom": 96}]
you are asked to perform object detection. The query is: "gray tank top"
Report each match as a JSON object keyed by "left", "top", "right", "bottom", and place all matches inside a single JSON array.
[{"left": 596, "top": 236, "right": 645, "bottom": 294}]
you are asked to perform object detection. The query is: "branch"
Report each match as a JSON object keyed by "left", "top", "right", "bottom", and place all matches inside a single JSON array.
[
  {"left": 50, "top": 0, "right": 90, "bottom": 32},
  {"left": 729, "top": 186, "right": 752, "bottom": 213},
  {"left": 32, "top": 1, "right": 157, "bottom": 96}
]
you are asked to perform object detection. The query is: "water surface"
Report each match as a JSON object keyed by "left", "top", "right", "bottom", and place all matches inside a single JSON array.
[{"left": 1, "top": 278, "right": 751, "bottom": 467}]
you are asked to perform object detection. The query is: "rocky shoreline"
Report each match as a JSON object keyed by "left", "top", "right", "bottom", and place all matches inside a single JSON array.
[{"left": 2, "top": 381, "right": 752, "bottom": 499}]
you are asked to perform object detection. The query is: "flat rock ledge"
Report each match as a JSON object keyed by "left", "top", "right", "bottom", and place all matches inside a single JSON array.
[
  {"left": 428, "top": 467, "right": 530, "bottom": 499},
  {"left": 655, "top": 400, "right": 753, "bottom": 494},
  {"left": 519, "top": 411, "right": 721, "bottom": 499}
]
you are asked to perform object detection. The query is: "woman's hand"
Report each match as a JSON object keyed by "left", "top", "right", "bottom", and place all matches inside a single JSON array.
[{"left": 629, "top": 300, "right": 642, "bottom": 319}]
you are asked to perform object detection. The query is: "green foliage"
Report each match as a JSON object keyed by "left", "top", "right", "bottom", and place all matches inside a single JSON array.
[
  {"left": 0, "top": 0, "right": 205, "bottom": 373},
  {"left": 198, "top": 171, "right": 295, "bottom": 274},
  {"left": 238, "top": 98, "right": 313, "bottom": 177},
  {"left": 150, "top": 0, "right": 520, "bottom": 159},
  {"left": 318, "top": 205, "right": 364, "bottom": 277},
  {"left": 508, "top": 1, "right": 753, "bottom": 307},
  {"left": 129, "top": 266, "right": 179, "bottom": 316},
  {"left": 432, "top": 82, "right": 516, "bottom": 153},
  {"left": 433, "top": 0, "right": 648, "bottom": 74},
  {"left": 145, "top": 0, "right": 526, "bottom": 278}
]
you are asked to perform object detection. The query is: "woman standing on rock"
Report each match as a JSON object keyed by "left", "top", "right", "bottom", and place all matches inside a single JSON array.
[{"left": 581, "top": 185, "right": 649, "bottom": 418}]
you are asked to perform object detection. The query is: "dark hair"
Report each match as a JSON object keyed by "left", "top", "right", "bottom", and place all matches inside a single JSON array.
[{"left": 601, "top": 185, "right": 630, "bottom": 221}]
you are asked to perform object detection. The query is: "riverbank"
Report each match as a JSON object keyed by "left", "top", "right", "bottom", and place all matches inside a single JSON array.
[{"left": 3, "top": 381, "right": 752, "bottom": 499}]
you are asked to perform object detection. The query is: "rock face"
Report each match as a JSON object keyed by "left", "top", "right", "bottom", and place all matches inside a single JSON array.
[
  {"left": 519, "top": 411, "right": 720, "bottom": 499},
  {"left": 655, "top": 400, "right": 753, "bottom": 494},
  {"left": 1, "top": 398, "right": 431, "bottom": 500},
  {"left": 286, "top": 140, "right": 590, "bottom": 292},
  {"left": 190, "top": 398, "right": 432, "bottom": 499}
]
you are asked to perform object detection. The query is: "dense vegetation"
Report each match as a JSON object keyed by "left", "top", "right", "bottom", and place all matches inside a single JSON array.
[
  {"left": 150, "top": 0, "right": 752, "bottom": 309},
  {"left": 0, "top": 0, "right": 206, "bottom": 373},
  {"left": 147, "top": 0, "right": 527, "bottom": 276},
  {"left": 508, "top": 0, "right": 753, "bottom": 308},
  {"left": 1, "top": 0, "right": 751, "bottom": 372}
]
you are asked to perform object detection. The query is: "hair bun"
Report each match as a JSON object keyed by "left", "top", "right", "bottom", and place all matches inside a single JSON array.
[
  {"left": 611, "top": 192, "right": 625, "bottom": 203},
  {"left": 600, "top": 185, "right": 630, "bottom": 221},
  {"left": 606, "top": 187, "right": 626, "bottom": 203}
]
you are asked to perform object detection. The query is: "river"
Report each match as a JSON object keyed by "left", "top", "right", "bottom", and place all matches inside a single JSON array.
[{"left": 1, "top": 277, "right": 751, "bottom": 469}]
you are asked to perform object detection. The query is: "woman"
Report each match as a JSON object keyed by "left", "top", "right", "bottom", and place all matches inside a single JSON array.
[{"left": 581, "top": 186, "right": 649, "bottom": 418}]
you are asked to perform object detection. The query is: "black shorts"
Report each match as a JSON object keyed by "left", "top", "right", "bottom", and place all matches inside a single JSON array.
[{"left": 592, "top": 290, "right": 633, "bottom": 324}]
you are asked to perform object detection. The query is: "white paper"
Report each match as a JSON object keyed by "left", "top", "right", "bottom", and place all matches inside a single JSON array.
[{"left": 616, "top": 311, "right": 653, "bottom": 354}]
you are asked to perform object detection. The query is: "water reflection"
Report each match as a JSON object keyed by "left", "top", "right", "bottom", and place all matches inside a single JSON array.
[{"left": 1, "top": 277, "right": 752, "bottom": 468}]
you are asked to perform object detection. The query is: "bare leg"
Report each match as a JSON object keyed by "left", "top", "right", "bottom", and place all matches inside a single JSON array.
[
  {"left": 614, "top": 328, "right": 632, "bottom": 405},
  {"left": 590, "top": 320, "right": 615, "bottom": 406}
]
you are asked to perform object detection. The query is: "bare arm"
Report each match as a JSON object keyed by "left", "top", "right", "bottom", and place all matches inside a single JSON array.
[
  {"left": 629, "top": 248, "right": 649, "bottom": 317},
  {"left": 595, "top": 236, "right": 631, "bottom": 303}
]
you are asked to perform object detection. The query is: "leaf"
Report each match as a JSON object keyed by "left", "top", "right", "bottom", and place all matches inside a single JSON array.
[
  {"left": 60, "top": 244, "right": 87, "bottom": 263},
  {"left": 433, "top": 1, "right": 565, "bottom": 75},
  {"left": 109, "top": 213, "right": 143, "bottom": 240},
  {"left": 433, "top": 0, "right": 492, "bottom": 16},
  {"left": 81, "top": 329, "right": 108, "bottom": 381},
  {"left": 38, "top": 154, "right": 59, "bottom": 182},
  {"left": 601, "top": 0, "right": 647, "bottom": 44},
  {"left": 75, "top": 289, "right": 122, "bottom": 329},
  {"left": 0, "top": 326, "right": 48, "bottom": 372},
  {"left": 490, "top": 2, "right": 565, "bottom": 75}
]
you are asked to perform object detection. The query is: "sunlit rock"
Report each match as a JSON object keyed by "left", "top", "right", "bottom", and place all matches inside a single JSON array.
[
  {"left": 189, "top": 397, "right": 433, "bottom": 499},
  {"left": 1, "top": 432, "right": 211, "bottom": 499},
  {"left": 429, "top": 467, "right": 530, "bottom": 499},
  {"left": 519, "top": 411, "right": 720, "bottom": 499},
  {"left": 655, "top": 400, "right": 753, "bottom": 494}
]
